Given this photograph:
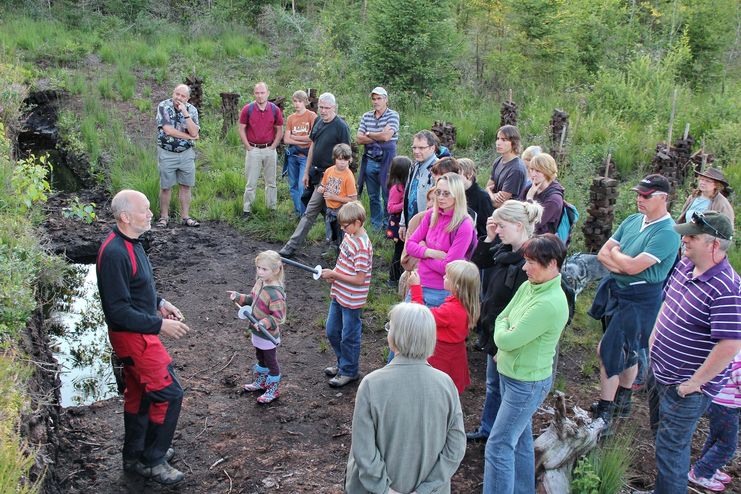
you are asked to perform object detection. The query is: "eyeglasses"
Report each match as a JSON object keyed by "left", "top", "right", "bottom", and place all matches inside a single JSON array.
[
  {"left": 638, "top": 191, "right": 667, "bottom": 199},
  {"left": 691, "top": 212, "right": 730, "bottom": 240},
  {"left": 434, "top": 189, "right": 452, "bottom": 198},
  {"left": 411, "top": 145, "right": 433, "bottom": 151},
  {"left": 384, "top": 322, "right": 390, "bottom": 333},
  {"left": 340, "top": 222, "right": 352, "bottom": 229}
]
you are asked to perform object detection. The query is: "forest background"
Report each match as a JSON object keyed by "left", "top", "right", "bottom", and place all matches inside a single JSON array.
[{"left": 0, "top": 0, "right": 739, "bottom": 491}]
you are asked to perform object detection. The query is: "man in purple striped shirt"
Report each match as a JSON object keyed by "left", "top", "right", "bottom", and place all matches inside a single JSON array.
[{"left": 648, "top": 211, "right": 741, "bottom": 494}]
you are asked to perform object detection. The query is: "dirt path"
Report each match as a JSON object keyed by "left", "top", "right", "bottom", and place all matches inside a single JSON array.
[{"left": 50, "top": 218, "right": 492, "bottom": 493}]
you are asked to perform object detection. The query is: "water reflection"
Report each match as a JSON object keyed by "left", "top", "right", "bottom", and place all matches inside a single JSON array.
[{"left": 50, "top": 264, "right": 117, "bottom": 407}]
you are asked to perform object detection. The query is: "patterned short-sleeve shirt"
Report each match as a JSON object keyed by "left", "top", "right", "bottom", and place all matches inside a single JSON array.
[{"left": 156, "top": 98, "right": 200, "bottom": 152}]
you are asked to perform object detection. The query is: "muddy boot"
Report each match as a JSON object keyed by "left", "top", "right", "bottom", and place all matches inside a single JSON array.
[
  {"left": 243, "top": 365, "right": 269, "bottom": 392},
  {"left": 257, "top": 374, "right": 280, "bottom": 404},
  {"left": 614, "top": 385, "right": 633, "bottom": 418},
  {"left": 133, "top": 460, "right": 185, "bottom": 485},
  {"left": 591, "top": 399, "right": 614, "bottom": 436}
]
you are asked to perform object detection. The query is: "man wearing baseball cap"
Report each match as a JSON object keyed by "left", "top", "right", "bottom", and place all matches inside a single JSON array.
[
  {"left": 589, "top": 174, "right": 681, "bottom": 428},
  {"left": 649, "top": 211, "right": 740, "bottom": 493},
  {"left": 356, "top": 86, "right": 400, "bottom": 230}
]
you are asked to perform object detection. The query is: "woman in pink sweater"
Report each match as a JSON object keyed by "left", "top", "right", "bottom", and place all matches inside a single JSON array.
[{"left": 405, "top": 172, "right": 476, "bottom": 307}]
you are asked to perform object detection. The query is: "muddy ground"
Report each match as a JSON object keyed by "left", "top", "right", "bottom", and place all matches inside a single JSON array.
[{"left": 42, "top": 195, "right": 740, "bottom": 494}]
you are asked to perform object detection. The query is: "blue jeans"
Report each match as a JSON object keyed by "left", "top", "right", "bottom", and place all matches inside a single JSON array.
[
  {"left": 364, "top": 158, "right": 387, "bottom": 230},
  {"left": 325, "top": 298, "right": 362, "bottom": 377},
  {"left": 648, "top": 371, "right": 711, "bottom": 494},
  {"left": 477, "top": 356, "right": 502, "bottom": 437},
  {"left": 484, "top": 373, "right": 552, "bottom": 494},
  {"left": 694, "top": 402, "right": 739, "bottom": 478},
  {"left": 286, "top": 152, "right": 307, "bottom": 215},
  {"left": 404, "top": 286, "right": 450, "bottom": 308}
]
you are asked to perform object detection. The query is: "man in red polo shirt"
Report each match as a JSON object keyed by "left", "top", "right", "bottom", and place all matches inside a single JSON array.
[{"left": 239, "top": 82, "right": 284, "bottom": 220}]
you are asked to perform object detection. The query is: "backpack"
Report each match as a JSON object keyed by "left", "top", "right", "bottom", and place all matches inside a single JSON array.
[
  {"left": 246, "top": 102, "right": 278, "bottom": 122},
  {"left": 556, "top": 201, "right": 579, "bottom": 246}
]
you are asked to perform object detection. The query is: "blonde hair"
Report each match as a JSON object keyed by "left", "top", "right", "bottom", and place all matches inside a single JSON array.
[
  {"left": 528, "top": 152, "right": 558, "bottom": 182},
  {"left": 431, "top": 172, "right": 469, "bottom": 232},
  {"left": 457, "top": 158, "right": 477, "bottom": 180},
  {"left": 521, "top": 145, "right": 542, "bottom": 162},
  {"left": 255, "top": 250, "right": 285, "bottom": 286},
  {"left": 338, "top": 201, "right": 366, "bottom": 224},
  {"left": 387, "top": 303, "right": 436, "bottom": 360},
  {"left": 446, "top": 260, "right": 480, "bottom": 329},
  {"left": 491, "top": 200, "right": 543, "bottom": 238},
  {"left": 292, "top": 90, "right": 308, "bottom": 103}
]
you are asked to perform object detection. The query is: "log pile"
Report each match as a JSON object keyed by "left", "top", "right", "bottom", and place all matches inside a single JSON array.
[
  {"left": 431, "top": 121, "right": 456, "bottom": 150},
  {"left": 500, "top": 99, "right": 518, "bottom": 127},
  {"left": 219, "top": 92, "right": 240, "bottom": 137},
  {"left": 535, "top": 392, "right": 607, "bottom": 493},
  {"left": 582, "top": 165, "right": 618, "bottom": 253},
  {"left": 549, "top": 109, "right": 568, "bottom": 163},
  {"left": 185, "top": 75, "right": 204, "bottom": 110},
  {"left": 268, "top": 95, "right": 287, "bottom": 112},
  {"left": 306, "top": 88, "right": 318, "bottom": 113}
]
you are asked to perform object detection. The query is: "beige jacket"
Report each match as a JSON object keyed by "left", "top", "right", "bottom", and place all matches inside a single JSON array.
[{"left": 677, "top": 190, "right": 735, "bottom": 226}]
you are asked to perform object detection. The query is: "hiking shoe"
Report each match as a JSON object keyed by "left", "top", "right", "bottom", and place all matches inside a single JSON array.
[
  {"left": 324, "top": 366, "right": 339, "bottom": 377},
  {"left": 714, "top": 470, "right": 732, "bottom": 484},
  {"left": 242, "top": 211, "right": 251, "bottom": 221},
  {"left": 278, "top": 246, "right": 295, "bottom": 258},
  {"left": 123, "top": 448, "right": 174, "bottom": 472},
  {"left": 689, "top": 468, "right": 725, "bottom": 491},
  {"left": 132, "top": 460, "right": 185, "bottom": 485},
  {"left": 329, "top": 374, "right": 358, "bottom": 388},
  {"left": 466, "top": 428, "right": 489, "bottom": 443}
]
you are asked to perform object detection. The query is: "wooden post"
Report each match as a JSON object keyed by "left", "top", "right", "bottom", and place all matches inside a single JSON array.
[
  {"left": 220, "top": 92, "right": 240, "bottom": 137},
  {"left": 667, "top": 88, "right": 677, "bottom": 146},
  {"left": 700, "top": 137, "right": 706, "bottom": 172},
  {"left": 559, "top": 124, "right": 567, "bottom": 152},
  {"left": 604, "top": 153, "right": 611, "bottom": 178},
  {"left": 508, "top": 88, "right": 513, "bottom": 103}
]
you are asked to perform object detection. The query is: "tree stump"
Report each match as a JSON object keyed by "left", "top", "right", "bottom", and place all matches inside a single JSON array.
[
  {"left": 431, "top": 121, "right": 456, "bottom": 150},
  {"left": 185, "top": 75, "right": 204, "bottom": 110},
  {"left": 500, "top": 99, "right": 518, "bottom": 127},
  {"left": 535, "top": 392, "right": 608, "bottom": 493},
  {"left": 220, "top": 92, "right": 240, "bottom": 137},
  {"left": 582, "top": 168, "right": 618, "bottom": 253},
  {"left": 550, "top": 109, "right": 569, "bottom": 163}
]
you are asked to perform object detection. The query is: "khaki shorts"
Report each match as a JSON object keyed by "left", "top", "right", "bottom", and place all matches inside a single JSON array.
[{"left": 157, "top": 147, "right": 195, "bottom": 189}]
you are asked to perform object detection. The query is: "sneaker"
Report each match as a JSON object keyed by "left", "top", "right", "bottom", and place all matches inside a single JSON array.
[
  {"left": 688, "top": 468, "right": 725, "bottom": 491},
  {"left": 329, "top": 374, "right": 358, "bottom": 388},
  {"left": 714, "top": 470, "right": 732, "bottom": 484},
  {"left": 132, "top": 460, "right": 185, "bottom": 485},
  {"left": 123, "top": 448, "right": 174, "bottom": 472},
  {"left": 466, "top": 428, "right": 489, "bottom": 443},
  {"left": 324, "top": 366, "right": 339, "bottom": 377}
]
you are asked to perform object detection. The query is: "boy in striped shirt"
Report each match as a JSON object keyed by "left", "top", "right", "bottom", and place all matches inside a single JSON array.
[{"left": 320, "top": 201, "right": 373, "bottom": 387}]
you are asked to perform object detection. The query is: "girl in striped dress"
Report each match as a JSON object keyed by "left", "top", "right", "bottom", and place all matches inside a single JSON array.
[{"left": 227, "top": 250, "right": 287, "bottom": 404}]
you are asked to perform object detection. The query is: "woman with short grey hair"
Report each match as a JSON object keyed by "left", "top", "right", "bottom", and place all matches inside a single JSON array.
[{"left": 345, "top": 303, "right": 466, "bottom": 494}]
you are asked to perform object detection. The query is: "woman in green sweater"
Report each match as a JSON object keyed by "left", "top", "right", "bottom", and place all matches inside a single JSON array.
[{"left": 483, "top": 233, "right": 569, "bottom": 494}]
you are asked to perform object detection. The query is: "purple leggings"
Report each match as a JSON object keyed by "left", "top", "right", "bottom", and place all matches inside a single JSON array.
[{"left": 256, "top": 347, "right": 280, "bottom": 376}]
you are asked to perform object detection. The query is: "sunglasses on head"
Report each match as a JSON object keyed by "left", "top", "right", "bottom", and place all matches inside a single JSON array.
[{"left": 691, "top": 212, "right": 730, "bottom": 240}]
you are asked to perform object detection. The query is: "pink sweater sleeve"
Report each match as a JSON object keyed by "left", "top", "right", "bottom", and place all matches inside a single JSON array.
[
  {"left": 405, "top": 210, "right": 432, "bottom": 259},
  {"left": 425, "top": 218, "right": 476, "bottom": 275},
  {"left": 387, "top": 184, "right": 405, "bottom": 214}
]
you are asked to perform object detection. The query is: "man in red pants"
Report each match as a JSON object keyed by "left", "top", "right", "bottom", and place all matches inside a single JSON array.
[{"left": 96, "top": 189, "right": 190, "bottom": 485}]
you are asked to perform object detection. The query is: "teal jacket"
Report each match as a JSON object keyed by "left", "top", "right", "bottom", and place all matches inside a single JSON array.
[{"left": 494, "top": 275, "right": 568, "bottom": 382}]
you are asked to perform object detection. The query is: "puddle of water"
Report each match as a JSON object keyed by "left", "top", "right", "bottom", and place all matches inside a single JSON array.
[{"left": 50, "top": 264, "right": 118, "bottom": 407}]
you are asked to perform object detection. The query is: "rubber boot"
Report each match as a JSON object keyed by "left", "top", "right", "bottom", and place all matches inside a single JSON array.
[
  {"left": 592, "top": 399, "right": 614, "bottom": 436},
  {"left": 243, "top": 365, "right": 269, "bottom": 392},
  {"left": 614, "top": 385, "right": 633, "bottom": 418},
  {"left": 257, "top": 374, "right": 281, "bottom": 403}
]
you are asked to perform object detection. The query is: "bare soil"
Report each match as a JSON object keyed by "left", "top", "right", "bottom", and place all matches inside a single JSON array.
[{"left": 43, "top": 204, "right": 741, "bottom": 493}]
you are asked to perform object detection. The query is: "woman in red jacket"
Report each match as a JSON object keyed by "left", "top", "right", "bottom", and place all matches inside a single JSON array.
[{"left": 409, "top": 260, "right": 481, "bottom": 393}]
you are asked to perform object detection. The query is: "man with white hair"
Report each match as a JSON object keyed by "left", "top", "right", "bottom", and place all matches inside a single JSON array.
[
  {"left": 649, "top": 211, "right": 740, "bottom": 493},
  {"left": 97, "top": 189, "right": 190, "bottom": 485},
  {"left": 279, "top": 93, "right": 350, "bottom": 258},
  {"left": 155, "top": 84, "right": 200, "bottom": 228},
  {"left": 356, "top": 86, "right": 399, "bottom": 230}
]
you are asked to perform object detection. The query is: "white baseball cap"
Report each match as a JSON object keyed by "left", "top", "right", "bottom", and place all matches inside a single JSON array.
[{"left": 370, "top": 87, "right": 388, "bottom": 97}]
